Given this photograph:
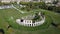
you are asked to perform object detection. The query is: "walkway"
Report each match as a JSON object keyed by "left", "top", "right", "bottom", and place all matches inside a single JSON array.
[{"left": 12, "top": 4, "right": 25, "bottom": 14}]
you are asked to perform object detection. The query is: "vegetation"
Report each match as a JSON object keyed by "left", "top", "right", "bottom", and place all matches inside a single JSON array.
[
  {"left": 47, "top": 6, "right": 60, "bottom": 13},
  {"left": 11, "top": 1, "right": 17, "bottom": 5},
  {"left": 0, "top": 8, "right": 60, "bottom": 34},
  {"left": 0, "top": 8, "right": 52, "bottom": 31},
  {"left": 32, "top": 12, "right": 41, "bottom": 22},
  {"left": 53, "top": 0, "right": 59, "bottom": 4},
  {"left": 0, "top": 2, "right": 12, "bottom": 6},
  {"left": 20, "top": 2, "right": 60, "bottom": 13},
  {"left": 0, "top": 1, "right": 60, "bottom": 34},
  {"left": 20, "top": 2, "right": 47, "bottom": 11}
]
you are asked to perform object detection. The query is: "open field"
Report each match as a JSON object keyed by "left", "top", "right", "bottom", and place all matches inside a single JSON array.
[{"left": 0, "top": 7, "right": 60, "bottom": 34}]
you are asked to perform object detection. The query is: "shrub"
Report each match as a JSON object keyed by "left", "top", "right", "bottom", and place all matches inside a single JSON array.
[
  {"left": 53, "top": 0, "right": 59, "bottom": 4},
  {"left": 0, "top": 2, "right": 12, "bottom": 6},
  {"left": 47, "top": 6, "right": 53, "bottom": 10},
  {"left": 54, "top": 7, "right": 60, "bottom": 13},
  {"left": 0, "top": 2, "right": 2, "bottom": 5},
  {"left": 20, "top": 2, "right": 29, "bottom": 5}
]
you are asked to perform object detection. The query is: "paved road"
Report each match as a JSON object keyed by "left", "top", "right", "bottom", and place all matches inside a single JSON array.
[
  {"left": 0, "top": 5, "right": 12, "bottom": 9},
  {"left": 0, "top": 5, "right": 25, "bottom": 14}
]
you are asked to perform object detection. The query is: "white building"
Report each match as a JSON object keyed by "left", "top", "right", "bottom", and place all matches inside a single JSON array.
[
  {"left": 43, "top": 0, "right": 54, "bottom": 3},
  {"left": 0, "top": 0, "right": 59, "bottom": 5}
]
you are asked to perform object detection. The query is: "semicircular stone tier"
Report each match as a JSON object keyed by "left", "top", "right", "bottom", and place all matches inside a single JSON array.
[{"left": 16, "top": 14, "right": 45, "bottom": 27}]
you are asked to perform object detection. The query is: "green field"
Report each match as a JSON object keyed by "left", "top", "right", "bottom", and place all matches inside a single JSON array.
[{"left": 0, "top": 7, "right": 60, "bottom": 34}]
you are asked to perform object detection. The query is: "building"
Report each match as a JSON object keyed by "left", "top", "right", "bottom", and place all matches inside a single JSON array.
[
  {"left": 43, "top": 0, "right": 54, "bottom": 3},
  {"left": 0, "top": 0, "right": 55, "bottom": 3},
  {"left": 0, "top": 0, "right": 40, "bottom": 4},
  {"left": 1, "top": 0, "right": 40, "bottom": 2},
  {"left": 0, "top": 0, "right": 60, "bottom": 4}
]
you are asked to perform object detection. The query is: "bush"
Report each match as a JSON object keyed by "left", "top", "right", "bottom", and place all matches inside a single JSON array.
[
  {"left": 54, "top": 7, "right": 60, "bottom": 13},
  {"left": 47, "top": 6, "right": 53, "bottom": 10},
  {"left": 0, "top": 2, "right": 2, "bottom": 5},
  {"left": 47, "top": 5, "right": 60, "bottom": 13},
  {"left": 20, "top": 2, "right": 29, "bottom": 5},
  {"left": 20, "top": 7, "right": 25, "bottom": 10},
  {"left": 12, "top": 2, "right": 17, "bottom": 5},
  {"left": 32, "top": 12, "right": 41, "bottom": 22},
  {"left": 0, "top": 2, "right": 12, "bottom": 6},
  {"left": 53, "top": 0, "right": 59, "bottom": 4}
]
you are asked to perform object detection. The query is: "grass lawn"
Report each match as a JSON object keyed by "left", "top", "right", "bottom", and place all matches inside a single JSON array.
[{"left": 0, "top": 7, "right": 60, "bottom": 34}]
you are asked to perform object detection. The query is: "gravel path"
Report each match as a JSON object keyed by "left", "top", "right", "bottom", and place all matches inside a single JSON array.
[{"left": 12, "top": 4, "right": 25, "bottom": 14}]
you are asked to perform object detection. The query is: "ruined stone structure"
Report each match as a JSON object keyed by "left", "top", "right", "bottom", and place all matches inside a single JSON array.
[{"left": 16, "top": 12, "right": 45, "bottom": 27}]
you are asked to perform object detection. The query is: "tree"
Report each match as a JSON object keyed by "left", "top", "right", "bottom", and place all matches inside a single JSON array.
[
  {"left": 53, "top": 0, "right": 59, "bottom": 4},
  {"left": 55, "top": 7, "right": 60, "bottom": 13},
  {"left": 38, "top": 2, "right": 47, "bottom": 9},
  {"left": 32, "top": 12, "right": 40, "bottom": 22},
  {"left": 0, "top": 1, "right": 2, "bottom": 5}
]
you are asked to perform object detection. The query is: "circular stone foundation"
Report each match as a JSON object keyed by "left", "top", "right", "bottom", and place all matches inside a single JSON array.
[{"left": 16, "top": 12, "right": 45, "bottom": 27}]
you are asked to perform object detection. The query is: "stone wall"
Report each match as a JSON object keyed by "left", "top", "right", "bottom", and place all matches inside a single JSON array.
[{"left": 16, "top": 16, "right": 45, "bottom": 27}]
